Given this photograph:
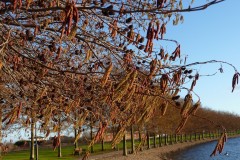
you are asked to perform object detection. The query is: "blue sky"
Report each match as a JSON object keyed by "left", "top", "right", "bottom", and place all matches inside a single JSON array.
[{"left": 167, "top": 0, "right": 240, "bottom": 114}]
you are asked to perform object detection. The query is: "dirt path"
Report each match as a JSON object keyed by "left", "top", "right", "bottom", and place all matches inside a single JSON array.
[{"left": 84, "top": 139, "right": 217, "bottom": 160}]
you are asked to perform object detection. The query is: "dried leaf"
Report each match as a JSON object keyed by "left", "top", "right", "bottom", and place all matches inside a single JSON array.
[
  {"left": 68, "top": 24, "right": 78, "bottom": 39},
  {"left": 160, "top": 74, "right": 169, "bottom": 93},
  {"left": 210, "top": 131, "right": 227, "bottom": 156},
  {"left": 181, "top": 93, "right": 192, "bottom": 117},
  {"left": 188, "top": 100, "right": 201, "bottom": 115},
  {"left": 232, "top": 73, "right": 239, "bottom": 92},
  {"left": 84, "top": 49, "right": 93, "bottom": 63},
  {"left": 172, "top": 45, "right": 180, "bottom": 61},
  {"left": 101, "top": 62, "right": 113, "bottom": 87},
  {"left": 160, "top": 101, "right": 168, "bottom": 116},
  {"left": 149, "top": 59, "right": 157, "bottom": 79},
  {"left": 176, "top": 116, "right": 189, "bottom": 134}
]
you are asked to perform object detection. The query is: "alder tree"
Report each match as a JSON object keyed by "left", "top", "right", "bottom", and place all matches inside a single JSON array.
[{"left": 0, "top": 0, "right": 238, "bottom": 158}]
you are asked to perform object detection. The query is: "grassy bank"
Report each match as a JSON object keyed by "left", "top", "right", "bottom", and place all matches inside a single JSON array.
[{"left": 2, "top": 140, "right": 139, "bottom": 160}]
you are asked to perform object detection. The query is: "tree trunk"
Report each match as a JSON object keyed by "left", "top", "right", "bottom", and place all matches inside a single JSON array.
[
  {"left": 90, "top": 124, "right": 94, "bottom": 153},
  {"left": 35, "top": 123, "right": 38, "bottom": 160},
  {"left": 0, "top": 108, "right": 2, "bottom": 158},
  {"left": 101, "top": 139, "right": 104, "bottom": 151},
  {"left": 30, "top": 119, "right": 34, "bottom": 160},
  {"left": 74, "top": 128, "right": 78, "bottom": 149},
  {"left": 147, "top": 131, "right": 150, "bottom": 149},
  {"left": 58, "top": 119, "right": 62, "bottom": 157},
  {"left": 74, "top": 113, "right": 78, "bottom": 149},
  {"left": 164, "top": 134, "right": 168, "bottom": 145},
  {"left": 138, "top": 129, "right": 143, "bottom": 151},
  {"left": 130, "top": 125, "right": 135, "bottom": 154},
  {"left": 153, "top": 133, "right": 156, "bottom": 148},
  {"left": 123, "top": 134, "right": 127, "bottom": 156},
  {"left": 58, "top": 140, "right": 62, "bottom": 157},
  {"left": 159, "top": 134, "right": 162, "bottom": 147}
]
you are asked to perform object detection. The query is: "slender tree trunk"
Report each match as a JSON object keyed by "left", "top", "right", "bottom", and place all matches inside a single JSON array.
[
  {"left": 35, "top": 123, "right": 38, "bottom": 160},
  {"left": 138, "top": 129, "right": 143, "bottom": 151},
  {"left": 74, "top": 128, "right": 78, "bottom": 149},
  {"left": 0, "top": 108, "right": 2, "bottom": 158},
  {"left": 130, "top": 125, "right": 135, "bottom": 154},
  {"left": 30, "top": 119, "right": 34, "bottom": 160},
  {"left": 147, "top": 131, "right": 150, "bottom": 149},
  {"left": 123, "top": 134, "right": 127, "bottom": 156},
  {"left": 74, "top": 113, "right": 78, "bottom": 149},
  {"left": 138, "top": 131, "right": 141, "bottom": 143},
  {"left": 101, "top": 139, "right": 104, "bottom": 151},
  {"left": 90, "top": 124, "right": 94, "bottom": 153},
  {"left": 153, "top": 133, "right": 156, "bottom": 148},
  {"left": 159, "top": 134, "right": 162, "bottom": 147},
  {"left": 58, "top": 139, "right": 62, "bottom": 157},
  {"left": 58, "top": 118, "right": 62, "bottom": 157}
]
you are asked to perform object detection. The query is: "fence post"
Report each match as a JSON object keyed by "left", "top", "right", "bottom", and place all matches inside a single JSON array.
[
  {"left": 123, "top": 134, "right": 127, "bottom": 156},
  {"left": 194, "top": 132, "right": 197, "bottom": 141},
  {"left": 198, "top": 133, "right": 201, "bottom": 140},
  {"left": 184, "top": 134, "right": 187, "bottom": 142},
  {"left": 202, "top": 131, "right": 204, "bottom": 140}
]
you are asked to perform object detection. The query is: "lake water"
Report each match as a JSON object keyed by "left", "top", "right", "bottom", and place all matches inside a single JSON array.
[{"left": 172, "top": 137, "right": 240, "bottom": 160}]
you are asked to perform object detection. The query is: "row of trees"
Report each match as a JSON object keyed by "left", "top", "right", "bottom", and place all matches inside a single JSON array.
[
  {"left": 0, "top": 0, "right": 237, "bottom": 159},
  {"left": 147, "top": 103, "right": 240, "bottom": 134}
]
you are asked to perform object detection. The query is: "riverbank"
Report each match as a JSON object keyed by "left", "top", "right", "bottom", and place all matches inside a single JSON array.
[{"left": 87, "top": 138, "right": 217, "bottom": 160}]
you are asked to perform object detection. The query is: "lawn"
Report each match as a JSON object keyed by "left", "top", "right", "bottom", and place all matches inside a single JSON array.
[
  {"left": 3, "top": 145, "right": 77, "bottom": 160},
  {"left": 2, "top": 141, "right": 132, "bottom": 160}
]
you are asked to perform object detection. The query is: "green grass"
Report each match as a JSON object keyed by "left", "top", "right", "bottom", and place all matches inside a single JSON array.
[
  {"left": 3, "top": 145, "right": 77, "bottom": 160},
  {"left": 2, "top": 141, "right": 137, "bottom": 160}
]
